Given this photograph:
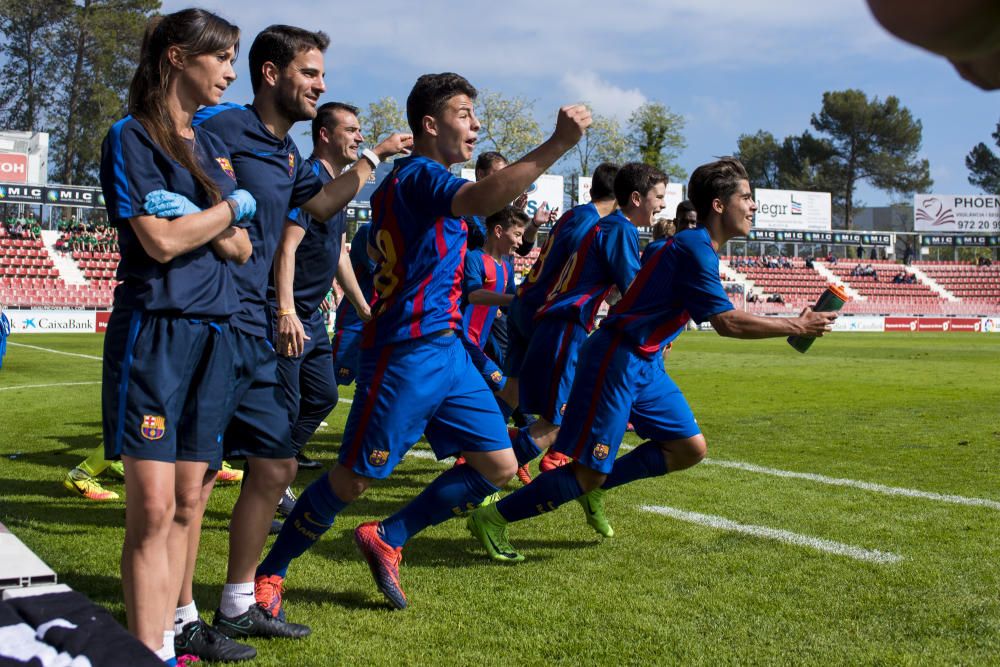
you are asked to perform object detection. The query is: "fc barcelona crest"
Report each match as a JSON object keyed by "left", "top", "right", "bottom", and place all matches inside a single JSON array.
[
  {"left": 592, "top": 443, "right": 610, "bottom": 460},
  {"left": 215, "top": 157, "right": 236, "bottom": 181},
  {"left": 141, "top": 415, "right": 166, "bottom": 440},
  {"left": 490, "top": 371, "right": 503, "bottom": 385},
  {"left": 369, "top": 449, "right": 390, "bottom": 466},
  {"left": 288, "top": 153, "right": 295, "bottom": 177}
]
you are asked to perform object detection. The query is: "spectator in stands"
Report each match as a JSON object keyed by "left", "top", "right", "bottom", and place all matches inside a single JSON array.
[
  {"left": 978, "top": 255, "right": 993, "bottom": 267},
  {"left": 856, "top": 244, "right": 864, "bottom": 259},
  {"left": 778, "top": 255, "right": 791, "bottom": 269},
  {"left": 826, "top": 253, "right": 838, "bottom": 264},
  {"left": 747, "top": 292, "right": 759, "bottom": 303},
  {"left": 766, "top": 293, "right": 784, "bottom": 303},
  {"left": 869, "top": 246, "right": 877, "bottom": 260},
  {"left": 903, "top": 242, "right": 913, "bottom": 265},
  {"left": 674, "top": 199, "right": 698, "bottom": 232},
  {"left": 892, "top": 270, "right": 906, "bottom": 284},
  {"left": 805, "top": 255, "right": 815, "bottom": 269}
]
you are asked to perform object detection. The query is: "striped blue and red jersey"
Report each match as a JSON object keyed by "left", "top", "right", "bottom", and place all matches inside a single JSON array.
[
  {"left": 335, "top": 224, "right": 376, "bottom": 334},
  {"left": 508, "top": 202, "right": 602, "bottom": 334},
  {"left": 532, "top": 209, "right": 641, "bottom": 331},
  {"left": 461, "top": 249, "right": 514, "bottom": 348},
  {"left": 363, "top": 155, "right": 470, "bottom": 347},
  {"left": 603, "top": 226, "right": 734, "bottom": 356}
]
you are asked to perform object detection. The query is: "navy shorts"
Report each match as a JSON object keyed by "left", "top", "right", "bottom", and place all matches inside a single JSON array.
[
  {"left": 518, "top": 318, "right": 588, "bottom": 425},
  {"left": 331, "top": 327, "right": 362, "bottom": 386},
  {"left": 338, "top": 332, "right": 510, "bottom": 480},
  {"left": 222, "top": 329, "right": 295, "bottom": 460},
  {"left": 553, "top": 329, "right": 701, "bottom": 474},
  {"left": 275, "top": 310, "right": 338, "bottom": 453},
  {"left": 102, "top": 309, "right": 234, "bottom": 468}
]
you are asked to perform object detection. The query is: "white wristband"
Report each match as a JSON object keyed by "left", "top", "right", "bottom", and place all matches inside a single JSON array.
[{"left": 361, "top": 148, "right": 380, "bottom": 169}]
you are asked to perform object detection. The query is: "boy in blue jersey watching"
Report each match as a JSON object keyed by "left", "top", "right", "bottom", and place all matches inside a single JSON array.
[
  {"left": 271, "top": 102, "right": 392, "bottom": 473},
  {"left": 255, "top": 72, "right": 590, "bottom": 611},
  {"left": 180, "top": 25, "right": 411, "bottom": 653},
  {"left": 495, "top": 162, "right": 654, "bottom": 499},
  {"left": 467, "top": 158, "right": 837, "bottom": 562}
]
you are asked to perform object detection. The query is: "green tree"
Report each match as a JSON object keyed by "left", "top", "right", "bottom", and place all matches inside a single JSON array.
[
  {"left": 627, "top": 101, "right": 687, "bottom": 180},
  {"left": 965, "top": 119, "right": 1000, "bottom": 192},
  {"left": 475, "top": 90, "right": 542, "bottom": 160},
  {"left": 362, "top": 96, "right": 407, "bottom": 145},
  {"left": 50, "top": 0, "right": 158, "bottom": 184},
  {"left": 735, "top": 131, "right": 782, "bottom": 190},
  {"left": 809, "top": 89, "right": 931, "bottom": 228},
  {"left": 0, "top": 0, "right": 66, "bottom": 132}
]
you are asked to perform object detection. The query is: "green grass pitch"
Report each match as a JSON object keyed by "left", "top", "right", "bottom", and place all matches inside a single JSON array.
[{"left": 1, "top": 332, "right": 999, "bottom": 665}]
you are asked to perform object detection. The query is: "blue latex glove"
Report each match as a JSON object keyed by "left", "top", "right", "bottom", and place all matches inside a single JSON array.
[
  {"left": 226, "top": 189, "right": 256, "bottom": 222},
  {"left": 144, "top": 190, "right": 201, "bottom": 218}
]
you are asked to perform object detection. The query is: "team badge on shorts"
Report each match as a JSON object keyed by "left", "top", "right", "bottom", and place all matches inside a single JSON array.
[
  {"left": 490, "top": 371, "right": 503, "bottom": 385},
  {"left": 338, "top": 367, "right": 350, "bottom": 377},
  {"left": 215, "top": 157, "right": 236, "bottom": 181},
  {"left": 560, "top": 403, "right": 567, "bottom": 416},
  {"left": 141, "top": 415, "right": 166, "bottom": 440},
  {"left": 287, "top": 153, "right": 295, "bottom": 177},
  {"left": 592, "top": 443, "right": 610, "bottom": 460},
  {"left": 368, "top": 449, "right": 390, "bottom": 466}
]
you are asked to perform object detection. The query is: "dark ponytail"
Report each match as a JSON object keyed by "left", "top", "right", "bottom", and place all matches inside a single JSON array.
[{"left": 128, "top": 9, "right": 240, "bottom": 206}]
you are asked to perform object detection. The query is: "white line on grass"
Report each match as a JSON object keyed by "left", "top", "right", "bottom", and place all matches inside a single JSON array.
[
  {"left": 0, "top": 381, "right": 102, "bottom": 392},
  {"left": 640, "top": 505, "right": 903, "bottom": 564},
  {"left": 8, "top": 342, "right": 102, "bottom": 361},
  {"left": 702, "top": 458, "right": 1000, "bottom": 511}
]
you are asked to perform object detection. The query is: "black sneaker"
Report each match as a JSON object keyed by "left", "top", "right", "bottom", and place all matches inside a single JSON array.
[
  {"left": 212, "top": 604, "right": 311, "bottom": 639},
  {"left": 276, "top": 487, "right": 297, "bottom": 517},
  {"left": 175, "top": 619, "right": 257, "bottom": 662},
  {"left": 295, "top": 453, "right": 322, "bottom": 470}
]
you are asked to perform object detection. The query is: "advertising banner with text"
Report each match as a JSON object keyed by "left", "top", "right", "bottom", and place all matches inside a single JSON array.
[
  {"left": 914, "top": 194, "right": 1000, "bottom": 233},
  {"left": 754, "top": 189, "right": 831, "bottom": 232},
  {"left": 6, "top": 309, "right": 96, "bottom": 334}
]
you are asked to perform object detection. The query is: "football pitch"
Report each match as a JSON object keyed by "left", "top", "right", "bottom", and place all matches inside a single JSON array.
[{"left": 1, "top": 332, "right": 999, "bottom": 665}]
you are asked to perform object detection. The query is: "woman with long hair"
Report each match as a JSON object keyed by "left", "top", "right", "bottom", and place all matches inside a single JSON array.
[{"left": 98, "top": 8, "right": 255, "bottom": 664}]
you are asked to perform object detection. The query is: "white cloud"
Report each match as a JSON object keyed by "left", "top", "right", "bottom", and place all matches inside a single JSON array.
[{"left": 561, "top": 71, "right": 646, "bottom": 120}]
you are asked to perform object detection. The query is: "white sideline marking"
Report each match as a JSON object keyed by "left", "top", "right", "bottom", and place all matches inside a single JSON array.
[
  {"left": 703, "top": 458, "right": 1000, "bottom": 511},
  {"left": 8, "top": 342, "right": 102, "bottom": 361},
  {"left": 640, "top": 504, "right": 903, "bottom": 564},
  {"left": 0, "top": 381, "right": 101, "bottom": 392},
  {"left": 338, "top": 397, "right": 353, "bottom": 404}
]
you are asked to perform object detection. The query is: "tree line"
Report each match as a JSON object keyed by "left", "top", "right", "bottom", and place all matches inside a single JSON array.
[{"left": 1, "top": 3, "right": 994, "bottom": 214}]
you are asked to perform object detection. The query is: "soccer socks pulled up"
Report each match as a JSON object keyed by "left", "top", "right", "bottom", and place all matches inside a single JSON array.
[
  {"left": 379, "top": 464, "right": 500, "bottom": 548},
  {"left": 77, "top": 444, "right": 111, "bottom": 478},
  {"left": 601, "top": 441, "right": 668, "bottom": 491},
  {"left": 495, "top": 464, "right": 582, "bottom": 523},
  {"left": 510, "top": 426, "right": 541, "bottom": 467},
  {"left": 256, "top": 475, "right": 347, "bottom": 578}
]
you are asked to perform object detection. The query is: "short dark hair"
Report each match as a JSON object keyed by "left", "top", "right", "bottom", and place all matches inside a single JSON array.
[
  {"left": 248, "top": 25, "right": 330, "bottom": 93},
  {"left": 589, "top": 162, "right": 619, "bottom": 201},
  {"left": 687, "top": 158, "right": 749, "bottom": 222},
  {"left": 475, "top": 151, "right": 507, "bottom": 178},
  {"left": 613, "top": 162, "right": 667, "bottom": 208},
  {"left": 484, "top": 205, "right": 529, "bottom": 231},
  {"left": 676, "top": 199, "right": 696, "bottom": 219},
  {"left": 406, "top": 73, "right": 477, "bottom": 137},
  {"left": 312, "top": 102, "right": 360, "bottom": 145}
]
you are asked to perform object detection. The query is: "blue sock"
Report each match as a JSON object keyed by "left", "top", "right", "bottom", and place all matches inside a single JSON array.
[
  {"left": 257, "top": 475, "right": 347, "bottom": 577},
  {"left": 496, "top": 396, "right": 514, "bottom": 421},
  {"left": 495, "top": 465, "right": 582, "bottom": 523},
  {"left": 380, "top": 464, "right": 499, "bottom": 548},
  {"left": 510, "top": 426, "right": 541, "bottom": 466},
  {"left": 601, "top": 441, "right": 668, "bottom": 491}
]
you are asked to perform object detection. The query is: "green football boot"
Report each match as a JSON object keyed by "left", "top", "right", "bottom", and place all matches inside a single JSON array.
[
  {"left": 577, "top": 488, "right": 614, "bottom": 538},
  {"left": 466, "top": 503, "right": 524, "bottom": 563}
]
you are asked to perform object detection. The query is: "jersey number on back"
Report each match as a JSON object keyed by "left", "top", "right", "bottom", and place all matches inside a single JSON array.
[
  {"left": 546, "top": 252, "right": 579, "bottom": 301},
  {"left": 373, "top": 229, "right": 400, "bottom": 300}
]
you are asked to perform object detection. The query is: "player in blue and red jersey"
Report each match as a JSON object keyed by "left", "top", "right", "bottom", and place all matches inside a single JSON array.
[
  {"left": 462, "top": 206, "right": 523, "bottom": 356},
  {"left": 97, "top": 10, "right": 256, "bottom": 662},
  {"left": 331, "top": 223, "right": 376, "bottom": 386},
  {"left": 255, "top": 72, "right": 590, "bottom": 611},
  {"left": 190, "top": 25, "right": 412, "bottom": 652},
  {"left": 496, "top": 163, "right": 654, "bottom": 486},
  {"left": 467, "top": 158, "right": 837, "bottom": 562}
]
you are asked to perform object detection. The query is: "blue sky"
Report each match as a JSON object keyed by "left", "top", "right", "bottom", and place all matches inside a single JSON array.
[{"left": 163, "top": 0, "right": 998, "bottom": 205}]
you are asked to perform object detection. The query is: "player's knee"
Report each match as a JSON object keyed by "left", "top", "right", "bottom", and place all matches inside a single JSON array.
[
  {"left": 248, "top": 457, "right": 296, "bottom": 492},
  {"left": 663, "top": 435, "right": 707, "bottom": 472},
  {"left": 131, "top": 495, "right": 175, "bottom": 538},
  {"left": 329, "top": 465, "right": 369, "bottom": 502},
  {"left": 173, "top": 487, "right": 204, "bottom": 526}
]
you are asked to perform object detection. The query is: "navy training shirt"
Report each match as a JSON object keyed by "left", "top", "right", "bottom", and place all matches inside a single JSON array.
[
  {"left": 266, "top": 157, "right": 346, "bottom": 316},
  {"left": 194, "top": 103, "right": 324, "bottom": 338},
  {"left": 99, "top": 116, "right": 242, "bottom": 317}
]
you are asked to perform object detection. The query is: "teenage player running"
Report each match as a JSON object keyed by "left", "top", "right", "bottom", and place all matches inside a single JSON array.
[
  {"left": 467, "top": 158, "right": 837, "bottom": 562},
  {"left": 175, "top": 25, "right": 411, "bottom": 657},
  {"left": 253, "top": 72, "right": 590, "bottom": 612},
  {"left": 98, "top": 9, "right": 255, "bottom": 663},
  {"left": 495, "top": 162, "right": 656, "bottom": 500}
]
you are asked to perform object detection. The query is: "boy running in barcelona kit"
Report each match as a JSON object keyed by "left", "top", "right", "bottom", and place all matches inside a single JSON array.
[
  {"left": 468, "top": 158, "right": 837, "bottom": 561},
  {"left": 254, "top": 72, "right": 590, "bottom": 611}
]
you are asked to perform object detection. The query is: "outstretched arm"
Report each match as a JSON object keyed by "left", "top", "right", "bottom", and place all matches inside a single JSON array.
[{"left": 710, "top": 307, "right": 836, "bottom": 339}]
